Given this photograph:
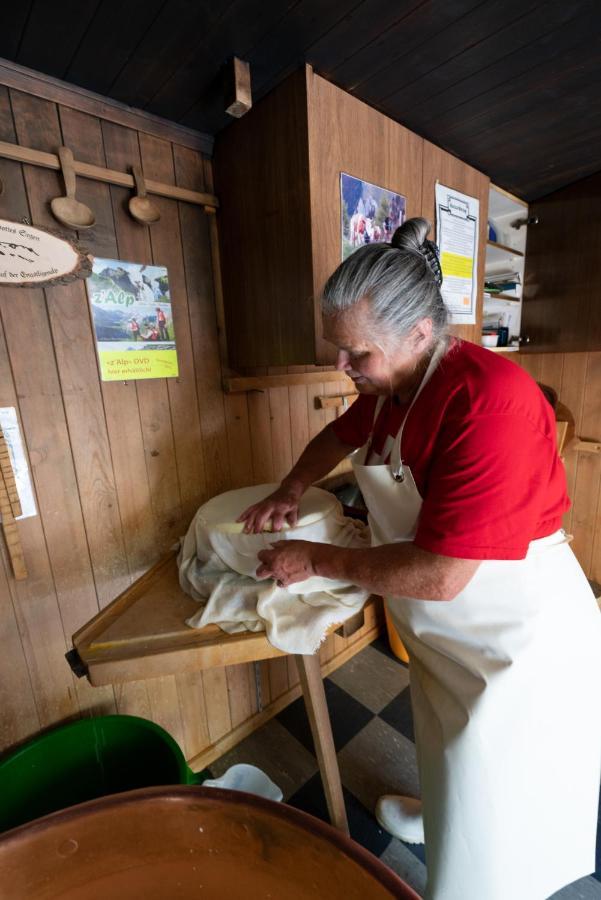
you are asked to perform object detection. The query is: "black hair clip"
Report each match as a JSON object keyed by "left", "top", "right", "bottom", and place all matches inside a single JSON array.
[{"left": 421, "top": 239, "right": 443, "bottom": 287}]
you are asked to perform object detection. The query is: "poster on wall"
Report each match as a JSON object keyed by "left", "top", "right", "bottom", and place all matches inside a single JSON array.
[
  {"left": 340, "top": 173, "right": 406, "bottom": 260},
  {"left": 0, "top": 407, "right": 37, "bottom": 519},
  {"left": 435, "top": 183, "right": 479, "bottom": 325},
  {"left": 87, "top": 258, "right": 179, "bottom": 381}
]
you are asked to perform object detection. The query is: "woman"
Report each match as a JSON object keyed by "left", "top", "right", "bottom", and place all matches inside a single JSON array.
[{"left": 238, "top": 218, "right": 601, "bottom": 900}]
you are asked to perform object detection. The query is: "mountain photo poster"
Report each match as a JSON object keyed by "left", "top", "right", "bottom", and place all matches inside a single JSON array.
[{"left": 87, "top": 258, "right": 179, "bottom": 381}]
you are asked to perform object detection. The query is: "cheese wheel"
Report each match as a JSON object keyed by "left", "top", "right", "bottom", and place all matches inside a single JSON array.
[{"left": 197, "top": 483, "right": 338, "bottom": 534}]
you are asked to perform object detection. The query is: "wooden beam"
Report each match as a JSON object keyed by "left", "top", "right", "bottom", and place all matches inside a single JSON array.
[
  {"left": 0, "top": 57, "right": 213, "bottom": 155},
  {"left": 224, "top": 58, "right": 252, "bottom": 118},
  {"left": 0, "top": 140, "right": 218, "bottom": 209},
  {"left": 202, "top": 164, "right": 230, "bottom": 367},
  {"left": 224, "top": 371, "right": 355, "bottom": 392}
]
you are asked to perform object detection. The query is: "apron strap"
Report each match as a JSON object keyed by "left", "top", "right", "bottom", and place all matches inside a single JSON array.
[
  {"left": 389, "top": 340, "right": 447, "bottom": 482},
  {"left": 363, "top": 394, "right": 387, "bottom": 462}
]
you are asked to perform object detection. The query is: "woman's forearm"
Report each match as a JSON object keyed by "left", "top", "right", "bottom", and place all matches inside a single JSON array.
[
  {"left": 281, "top": 424, "right": 355, "bottom": 495},
  {"left": 313, "top": 542, "right": 480, "bottom": 602}
]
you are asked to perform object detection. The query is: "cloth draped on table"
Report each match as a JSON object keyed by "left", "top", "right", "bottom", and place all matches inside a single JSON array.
[{"left": 177, "top": 485, "right": 371, "bottom": 655}]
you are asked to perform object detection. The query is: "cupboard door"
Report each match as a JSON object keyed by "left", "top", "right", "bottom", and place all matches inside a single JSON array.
[
  {"left": 521, "top": 171, "right": 601, "bottom": 353},
  {"left": 214, "top": 69, "right": 316, "bottom": 369}
]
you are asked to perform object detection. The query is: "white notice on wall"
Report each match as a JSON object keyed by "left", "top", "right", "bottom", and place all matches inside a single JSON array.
[
  {"left": 435, "top": 183, "right": 479, "bottom": 325},
  {"left": 0, "top": 407, "right": 37, "bottom": 519}
]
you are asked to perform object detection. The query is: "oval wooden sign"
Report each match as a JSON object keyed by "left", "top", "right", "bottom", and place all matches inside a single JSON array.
[{"left": 0, "top": 218, "right": 92, "bottom": 288}]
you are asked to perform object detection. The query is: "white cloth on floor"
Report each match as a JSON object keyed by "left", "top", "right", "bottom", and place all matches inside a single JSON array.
[{"left": 178, "top": 483, "right": 371, "bottom": 654}]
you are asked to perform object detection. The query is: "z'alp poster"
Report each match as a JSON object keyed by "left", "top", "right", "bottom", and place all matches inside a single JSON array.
[{"left": 87, "top": 258, "right": 179, "bottom": 381}]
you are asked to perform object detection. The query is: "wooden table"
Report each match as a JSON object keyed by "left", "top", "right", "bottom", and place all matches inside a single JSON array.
[{"left": 68, "top": 550, "right": 373, "bottom": 836}]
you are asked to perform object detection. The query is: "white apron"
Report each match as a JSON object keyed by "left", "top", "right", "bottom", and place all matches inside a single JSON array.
[{"left": 351, "top": 345, "right": 601, "bottom": 900}]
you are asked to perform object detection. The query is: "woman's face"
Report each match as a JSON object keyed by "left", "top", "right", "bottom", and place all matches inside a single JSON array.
[{"left": 322, "top": 299, "right": 432, "bottom": 396}]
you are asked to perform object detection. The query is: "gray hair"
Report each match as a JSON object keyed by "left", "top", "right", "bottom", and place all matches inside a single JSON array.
[{"left": 321, "top": 217, "right": 448, "bottom": 347}]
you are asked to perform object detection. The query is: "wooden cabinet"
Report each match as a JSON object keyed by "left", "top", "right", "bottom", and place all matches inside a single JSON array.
[
  {"left": 214, "top": 65, "right": 488, "bottom": 369},
  {"left": 521, "top": 170, "right": 601, "bottom": 353},
  {"left": 482, "top": 185, "right": 529, "bottom": 355}
]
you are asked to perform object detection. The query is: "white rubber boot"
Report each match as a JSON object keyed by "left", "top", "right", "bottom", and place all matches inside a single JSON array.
[{"left": 375, "top": 795, "right": 424, "bottom": 844}]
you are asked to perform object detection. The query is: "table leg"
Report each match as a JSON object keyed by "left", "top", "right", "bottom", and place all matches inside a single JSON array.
[{"left": 295, "top": 653, "right": 349, "bottom": 835}]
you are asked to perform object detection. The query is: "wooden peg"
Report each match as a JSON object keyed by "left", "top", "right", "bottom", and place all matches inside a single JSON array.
[
  {"left": 224, "top": 57, "right": 252, "bottom": 118},
  {"left": 316, "top": 393, "right": 358, "bottom": 411},
  {"left": 572, "top": 439, "right": 601, "bottom": 454}
]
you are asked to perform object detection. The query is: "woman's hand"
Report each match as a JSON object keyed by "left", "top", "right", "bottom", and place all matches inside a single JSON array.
[
  {"left": 256, "top": 540, "right": 325, "bottom": 587},
  {"left": 236, "top": 483, "right": 303, "bottom": 534}
]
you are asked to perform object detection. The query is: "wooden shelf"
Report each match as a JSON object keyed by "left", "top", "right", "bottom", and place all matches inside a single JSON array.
[
  {"left": 486, "top": 239, "right": 524, "bottom": 257},
  {"left": 483, "top": 292, "right": 521, "bottom": 303},
  {"left": 224, "top": 371, "right": 354, "bottom": 392},
  {"left": 486, "top": 240, "right": 524, "bottom": 267}
]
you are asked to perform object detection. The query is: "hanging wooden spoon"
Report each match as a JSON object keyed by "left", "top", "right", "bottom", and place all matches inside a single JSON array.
[
  {"left": 129, "top": 165, "right": 160, "bottom": 225},
  {"left": 51, "top": 146, "right": 95, "bottom": 230}
]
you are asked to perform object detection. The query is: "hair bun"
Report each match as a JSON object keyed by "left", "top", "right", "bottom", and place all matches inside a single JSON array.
[{"left": 391, "top": 217, "right": 443, "bottom": 287}]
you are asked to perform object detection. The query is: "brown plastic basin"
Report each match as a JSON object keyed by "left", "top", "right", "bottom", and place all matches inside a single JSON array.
[{"left": 0, "top": 785, "right": 421, "bottom": 899}]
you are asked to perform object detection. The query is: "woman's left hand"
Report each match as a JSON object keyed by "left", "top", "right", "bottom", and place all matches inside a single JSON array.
[{"left": 256, "top": 540, "right": 323, "bottom": 588}]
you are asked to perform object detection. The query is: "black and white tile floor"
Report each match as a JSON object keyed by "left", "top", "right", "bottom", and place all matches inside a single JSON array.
[{"left": 209, "top": 637, "right": 601, "bottom": 899}]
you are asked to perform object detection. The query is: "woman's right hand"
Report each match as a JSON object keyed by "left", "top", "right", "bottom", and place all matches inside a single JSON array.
[{"left": 236, "top": 483, "right": 303, "bottom": 534}]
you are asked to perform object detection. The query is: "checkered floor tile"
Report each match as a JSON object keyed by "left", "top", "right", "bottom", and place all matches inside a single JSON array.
[{"left": 209, "top": 636, "right": 601, "bottom": 898}]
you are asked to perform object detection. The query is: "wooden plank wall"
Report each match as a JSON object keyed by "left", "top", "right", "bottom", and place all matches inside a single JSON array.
[
  {"left": 2, "top": 75, "right": 596, "bottom": 770},
  {"left": 0, "top": 84, "right": 381, "bottom": 762},
  {"left": 514, "top": 352, "right": 601, "bottom": 584}
]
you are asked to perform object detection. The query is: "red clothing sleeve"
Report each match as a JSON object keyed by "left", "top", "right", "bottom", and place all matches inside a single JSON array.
[
  {"left": 414, "top": 412, "right": 567, "bottom": 560},
  {"left": 331, "top": 395, "right": 375, "bottom": 448}
]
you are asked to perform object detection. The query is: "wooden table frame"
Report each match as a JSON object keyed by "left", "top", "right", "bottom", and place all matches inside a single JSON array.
[{"left": 68, "top": 551, "right": 374, "bottom": 835}]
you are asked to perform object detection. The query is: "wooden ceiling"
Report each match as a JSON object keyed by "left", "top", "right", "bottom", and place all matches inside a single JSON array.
[{"left": 2, "top": 0, "right": 599, "bottom": 200}]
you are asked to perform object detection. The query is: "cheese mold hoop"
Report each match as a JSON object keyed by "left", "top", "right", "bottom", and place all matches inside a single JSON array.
[
  {"left": 181, "top": 482, "right": 370, "bottom": 596},
  {"left": 196, "top": 483, "right": 339, "bottom": 534}
]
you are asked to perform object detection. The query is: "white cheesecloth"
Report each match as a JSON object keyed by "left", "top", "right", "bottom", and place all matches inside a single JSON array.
[{"left": 178, "top": 483, "right": 371, "bottom": 654}]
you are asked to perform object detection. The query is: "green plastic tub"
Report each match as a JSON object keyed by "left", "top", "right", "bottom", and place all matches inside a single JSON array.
[{"left": 0, "top": 715, "right": 207, "bottom": 833}]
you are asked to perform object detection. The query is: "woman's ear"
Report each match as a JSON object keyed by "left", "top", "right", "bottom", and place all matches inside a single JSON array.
[{"left": 410, "top": 318, "right": 434, "bottom": 353}]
